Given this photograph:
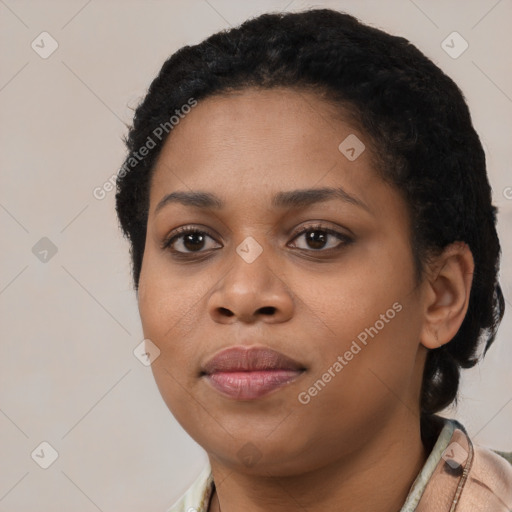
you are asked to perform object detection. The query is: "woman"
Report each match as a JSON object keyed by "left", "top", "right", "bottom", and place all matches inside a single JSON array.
[{"left": 115, "top": 8, "right": 512, "bottom": 511}]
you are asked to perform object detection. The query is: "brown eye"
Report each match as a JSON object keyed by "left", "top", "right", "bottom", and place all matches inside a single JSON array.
[
  {"left": 162, "top": 227, "right": 220, "bottom": 254},
  {"left": 289, "top": 224, "right": 352, "bottom": 251}
]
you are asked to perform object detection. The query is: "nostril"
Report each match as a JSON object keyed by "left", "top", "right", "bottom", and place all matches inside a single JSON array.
[{"left": 259, "top": 306, "right": 276, "bottom": 315}]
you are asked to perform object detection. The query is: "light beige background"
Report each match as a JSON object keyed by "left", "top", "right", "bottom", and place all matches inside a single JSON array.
[{"left": 0, "top": 0, "right": 511, "bottom": 510}]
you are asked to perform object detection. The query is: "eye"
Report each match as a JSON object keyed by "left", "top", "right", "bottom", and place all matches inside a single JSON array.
[
  {"left": 288, "top": 223, "right": 352, "bottom": 251},
  {"left": 161, "top": 226, "right": 221, "bottom": 254},
  {"left": 162, "top": 223, "right": 352, "bottom": 257}
]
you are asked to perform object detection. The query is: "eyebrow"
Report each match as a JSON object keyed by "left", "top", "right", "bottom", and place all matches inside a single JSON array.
[{"left": 154, "top": 186, "right": 372, "bottom": 215}]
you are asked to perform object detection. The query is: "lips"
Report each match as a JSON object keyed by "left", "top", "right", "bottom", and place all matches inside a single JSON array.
[
  {"left": 201, "top": 346, "right": 305, "bottom": 374},
  {"left": 201, "top": 346, "right": 306, "bottom": 400}
]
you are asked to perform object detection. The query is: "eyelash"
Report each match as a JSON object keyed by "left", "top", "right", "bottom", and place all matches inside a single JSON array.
[{"left": 161, "top": 223, "right": 352, "bottom": 258}]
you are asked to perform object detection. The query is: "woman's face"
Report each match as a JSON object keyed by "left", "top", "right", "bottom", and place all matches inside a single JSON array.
[{"left": 138, "top": 87, "right": 430, "bottom": 475}]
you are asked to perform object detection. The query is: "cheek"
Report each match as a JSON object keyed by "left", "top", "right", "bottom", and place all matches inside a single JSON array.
[
  {"left": 138, "top": 248, "right": 202, "bottom": 333},
  {"left": 300, "top": 247, "right": 421, "bottom": 399},
  {"left": 137, "top": 258, "right": 198, "bottom": 369},
  {"left": 300, "top": 261, "right": 406, "bottom": 349},
  {"left": 137, "top": 258, "right": 208, "bottom": 425}
]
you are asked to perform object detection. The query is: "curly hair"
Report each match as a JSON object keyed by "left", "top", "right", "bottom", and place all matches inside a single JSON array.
[{"left": 115, "top": 8, "right": 504, "bottom": 423}]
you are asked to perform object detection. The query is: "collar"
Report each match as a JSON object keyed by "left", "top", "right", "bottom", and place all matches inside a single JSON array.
[{"left": 166, "top": 417, "right": 512, "bottom": 511}]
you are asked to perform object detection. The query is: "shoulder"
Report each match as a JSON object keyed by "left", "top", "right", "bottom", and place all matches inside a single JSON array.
[
  {"left": 458, "top": 440, "right": 512, "bottom": 510},
  {"left": 493, "top": 449, "right": 512, "bottom": 466},
  {"left": 472, "top": 444, "right": 512, "bottom": 489},
  {"left": 416, "top": 419, "right": 512, "bottom": 511}
]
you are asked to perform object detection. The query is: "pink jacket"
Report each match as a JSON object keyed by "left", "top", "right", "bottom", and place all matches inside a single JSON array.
[{"left": 416, "top": 425, "right": 512, "bottom": 511}]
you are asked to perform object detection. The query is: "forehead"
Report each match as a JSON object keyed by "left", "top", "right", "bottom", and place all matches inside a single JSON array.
[{"left": 148, "top": 87, "right": 401, "bottom": 222}]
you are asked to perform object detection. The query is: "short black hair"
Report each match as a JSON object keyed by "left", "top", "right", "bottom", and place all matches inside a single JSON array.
[{"left": 115, "top": 8, "right": 504, "bottom": 421}]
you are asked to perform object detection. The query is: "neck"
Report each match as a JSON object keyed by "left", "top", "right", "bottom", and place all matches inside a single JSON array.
[{"left": 208, "top": 412, "right": 429, "bottom": 512}]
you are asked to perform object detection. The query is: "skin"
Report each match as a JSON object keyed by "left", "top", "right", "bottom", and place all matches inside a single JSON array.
[{"left": 137, "top": 87, "right": 474, "bottom": 512}]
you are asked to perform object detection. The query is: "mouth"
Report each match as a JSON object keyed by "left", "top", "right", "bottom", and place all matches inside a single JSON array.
[{"left": 200, "top": 346, "right": 306, "bottom": 400}]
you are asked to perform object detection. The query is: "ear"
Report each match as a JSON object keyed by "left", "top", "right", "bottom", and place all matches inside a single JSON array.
[{"left": 420, "top": 241, "right": 475, "bottom": 350}]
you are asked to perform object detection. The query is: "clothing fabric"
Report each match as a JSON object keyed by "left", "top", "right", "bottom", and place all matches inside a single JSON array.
[{"left": 166, "top": 418, "right": 512, "bottom": 511}]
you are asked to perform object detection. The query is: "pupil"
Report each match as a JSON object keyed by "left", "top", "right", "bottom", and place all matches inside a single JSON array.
[
  {"left": 184, "top": 233, "right": 204, "bottom": 251},
  {"left": 307, "top": 230, "right": 326, "bottom": 249}
]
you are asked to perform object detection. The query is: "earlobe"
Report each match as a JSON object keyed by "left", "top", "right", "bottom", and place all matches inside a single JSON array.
[
  {"left": 423, "top": 324, "right": 440, "bottom": 350},
  {"left": 420, "top": 241, "right": 475, "bottom": 350}
]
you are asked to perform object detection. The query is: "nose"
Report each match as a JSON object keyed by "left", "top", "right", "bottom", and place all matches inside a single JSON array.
[{"left": 207, "top": 240, "right": 294, "bottom": 325}]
